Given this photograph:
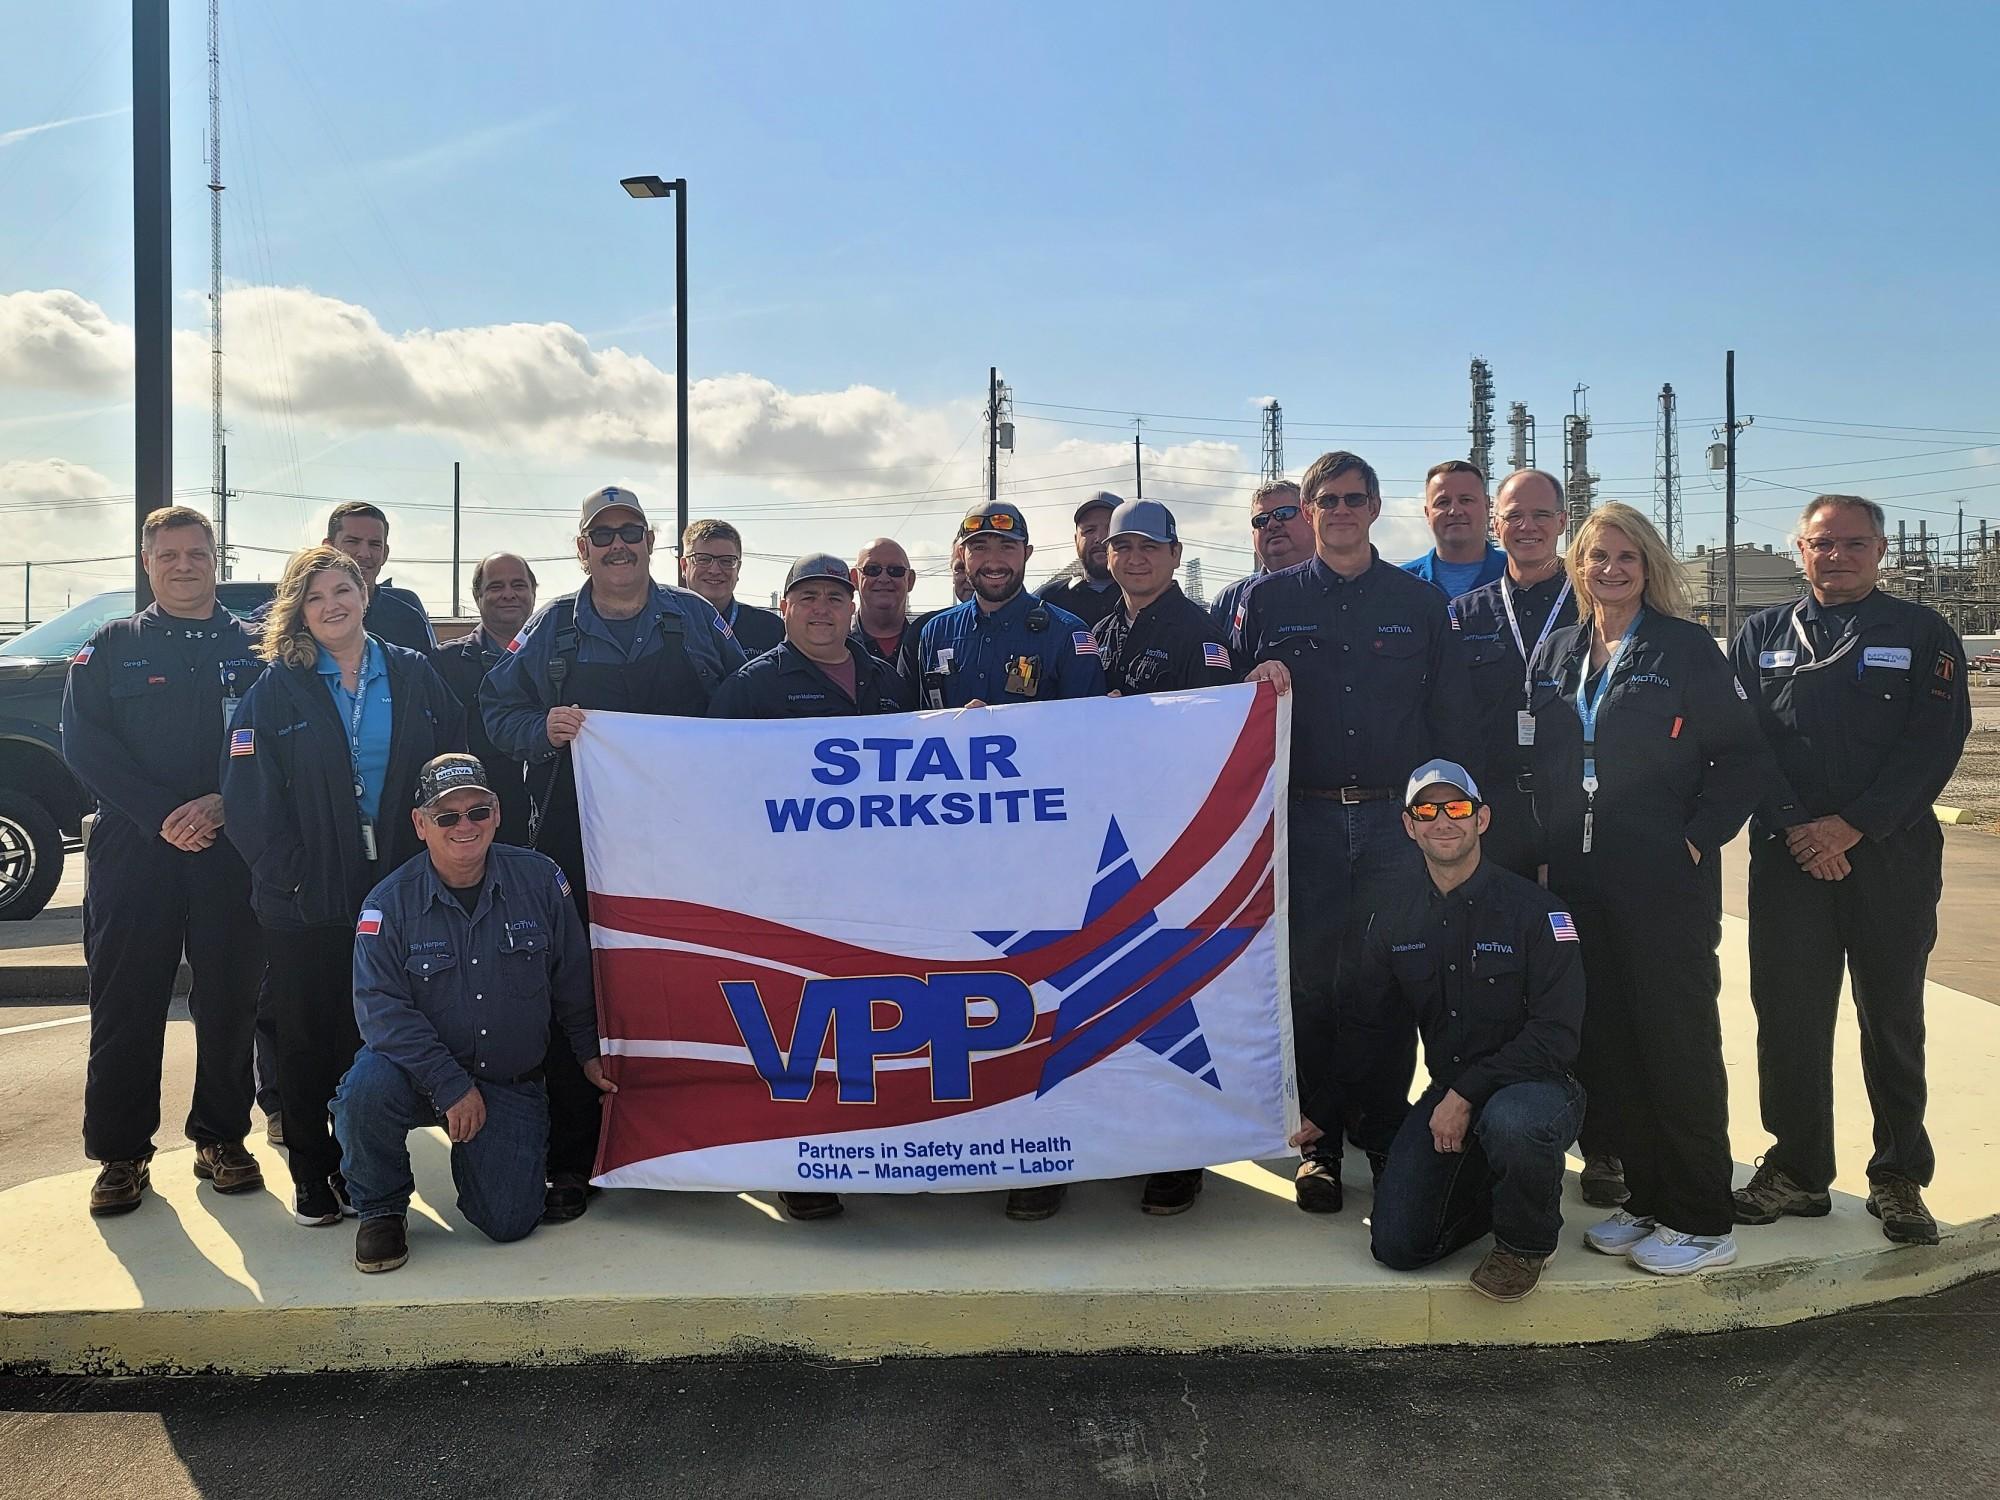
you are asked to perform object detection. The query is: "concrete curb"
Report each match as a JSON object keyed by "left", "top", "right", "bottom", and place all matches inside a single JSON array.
[
  {"left": 6, "top": 1215, "right": 1996, "bottom": 1376},
  {"left": 1935, "top": 804, "right": 1973, "bottom": 825}
]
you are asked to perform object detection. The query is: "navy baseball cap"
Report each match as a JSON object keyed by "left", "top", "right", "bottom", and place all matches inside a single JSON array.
[
  {"left": 415, "top": 753, "right": 493, "bottom": 809},
  {"left": 1403, "top": 759, "right": 1481, "bottom": 807},
  {"left": 1073, "top": 491, "right": 1122, "bottom": 524},
  {"left": 580, "top": 485, "right": 648, "bottom": 531},
  {"left": 960, "top": 499, "right": 1030, "bottom": 542},
  {"left": 783, "top": 553, "right": 856, "bottom": 595},
  {"left": 1107, "top": 498, "right": 1178, "bottom": 544}
]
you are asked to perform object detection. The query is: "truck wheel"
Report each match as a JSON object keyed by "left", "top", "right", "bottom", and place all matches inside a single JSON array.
[{"left": 0, "top": 790, "right": 64, "bottom": 921}]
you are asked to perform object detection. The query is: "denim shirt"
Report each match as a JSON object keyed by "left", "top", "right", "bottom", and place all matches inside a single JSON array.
[{"left": 352, "top": 843, "right": 595, "bottom": 1109}]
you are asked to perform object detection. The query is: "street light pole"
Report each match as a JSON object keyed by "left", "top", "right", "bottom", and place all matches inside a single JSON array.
[
  {"left": 134, "top": 0, "right": 174, "bottom": 607},
  {"left": 620, "top": 175, "right": 690, "bottom": 557}
]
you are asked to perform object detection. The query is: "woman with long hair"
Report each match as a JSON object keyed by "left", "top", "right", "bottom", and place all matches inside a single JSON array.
[
  {"left": 223, "top": 547, "right": 463, "bottom": 1226},
  {"left": 1526, "top": 503, "right": 1769, "bottom": 1275}
]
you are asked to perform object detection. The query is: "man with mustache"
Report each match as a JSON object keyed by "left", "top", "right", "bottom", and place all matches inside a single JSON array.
[{"left": 1033, "top": 492, "right": 1122, "bottom": 630}]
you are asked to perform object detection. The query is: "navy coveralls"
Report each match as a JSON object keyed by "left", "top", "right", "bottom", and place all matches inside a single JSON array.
[
  {"left": 1528, "top": 612, "right": 1768, "bottom": 1236},
  {"left": 1731, "top": 590, "right": 1970, "bottom": 1193},
  {"left": 60, "top": 604, "right": 265, "bottom": 1163},
  {"left": 1229, "top": 550, "right": 1478, "bottom": 1164},
  {"left": 481, "top": 579, "right": 744, "bottom": 1178}
]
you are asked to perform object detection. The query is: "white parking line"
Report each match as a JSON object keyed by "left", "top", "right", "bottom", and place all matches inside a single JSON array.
[{"left": 0, "top": 1014, "right": 89, "bottom": 1037}]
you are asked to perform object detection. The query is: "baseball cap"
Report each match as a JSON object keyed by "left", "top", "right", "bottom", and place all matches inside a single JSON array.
[
  {"left": 960, "top": 499, "right": 1030, "bottom": 543},
  {"left": 1107, "top": 498, "right": 1178, "bottom": 545},
  {"left": 1073, "top": 491, "right": 1122, "bottom": 524},
  {"left": 783, "top": 552, "right": 856, "bottom": 595},
  {"left": 1403, "top": 759, "right": 1481, "bottom": 807},
  {"left": 580, "top": 485, "right": 648, "bottom": 531},
  {"left": 415, "top": 753, "right": 493, "bottom": 809}
]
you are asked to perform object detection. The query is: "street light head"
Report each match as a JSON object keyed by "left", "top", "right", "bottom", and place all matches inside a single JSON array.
[{"left": 621, "top": 175, "right": 674, "bottom": 199}]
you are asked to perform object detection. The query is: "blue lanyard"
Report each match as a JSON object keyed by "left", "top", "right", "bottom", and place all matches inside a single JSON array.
[
  {"left": 1576, "top": 609, "right": 1643, "bottom": 794},
  {"left": 338, "top": 642, "right": 375, "bottom": 804}
]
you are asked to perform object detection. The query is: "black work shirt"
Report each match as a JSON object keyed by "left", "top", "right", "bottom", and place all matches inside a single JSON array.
[
  {"left": 718, "top": 599, "right": 785, "bottom": 657},
  {"left": 1452, "top": 568, "right": 1578, "bottom": 790},
  {"left": 1730, "top": 590, "right": 1971, "bottom": 839},
  {"left": 1229, "top": 551, "right": 1477, "bottom": 792},
  {"left": 430, "top": 627, "right": 533, "bottom": 845},
  {"left": 366, "top": 585, "right": 437, "bottom": 654},
  {"left": 60, "top": 604, "right": 265, "bottom": 838},
  {"left": 1035, "top": 573, "right": 1121, "bottom": 630},
  {"left": 709, "top": 639, "right": 913, "bottom": 719},
  {"left": 1092, "top": 583, "right": 1239, "bottom": 695},
  {"left": 1341, "top": 860, "right": 1582, "bottom": 1119}
]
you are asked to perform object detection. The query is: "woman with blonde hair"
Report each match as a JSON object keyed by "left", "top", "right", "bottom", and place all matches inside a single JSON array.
[
  {"left": 1526, "top": 503, "right": 1769, "bottom": 1276},
  {"left": 223, "top": 546, "right": 462, "bottom": 1227}
]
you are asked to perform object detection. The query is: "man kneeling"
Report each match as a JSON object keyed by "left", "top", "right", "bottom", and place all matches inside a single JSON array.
[
  {"left": 1293, "top": 760, "right": 1585, "bottom": 1303},
  {"left": 334, "top": 754, "right": 615, "bottom": 1273}
]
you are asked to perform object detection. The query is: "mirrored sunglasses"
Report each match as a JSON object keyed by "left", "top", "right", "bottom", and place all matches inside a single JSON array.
[{"left": 1407, "top": 799, "right": 1480, "bottom": 822}]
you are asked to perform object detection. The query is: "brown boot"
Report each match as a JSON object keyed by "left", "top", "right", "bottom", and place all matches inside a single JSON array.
[
  {"left": 1470, "top": 1246, "right": 1552, "bottom": 1303},
  {"left": 193, "top": 1141, "right": 265, "bottom": 1195},
  {"left": 89, "top": 1158, "right": 152, "bottom": 1218}
]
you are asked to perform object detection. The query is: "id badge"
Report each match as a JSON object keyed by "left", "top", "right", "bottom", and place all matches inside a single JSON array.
[
  {"left": 1516, "top": 710, "right": 1536, "bottom": 747},
  {"left": 360, "top": 819, "right": 379, "bottom": 862},
  {"left": 222, "top": 696, "right": 240, "bottom": 731}
]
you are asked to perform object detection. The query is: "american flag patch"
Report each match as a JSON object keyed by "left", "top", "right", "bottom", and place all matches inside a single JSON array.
[
  {"left": 73, "top": 644, "right": 94, "bottom": 664},
  {"left": 1549, "top": 911, "right": 1579, "bottom": 943},
  {"left": 1203, "top": 641, "right": 1230, "bottom": 668},
  {"left": 1072, "top": 631, "right": 1098, "bottom": 656},
  {"left": 356, "top": 909, "right": 384, "bottom": 937},
  {"left": 556, "top": 869, "right": 571, "bottom": 897},
  {"left": 229, "top": 727, "right": 255, "bottom": 757}
]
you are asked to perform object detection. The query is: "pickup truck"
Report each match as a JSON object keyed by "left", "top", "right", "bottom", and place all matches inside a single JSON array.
[{"left": 0, "top": 583, "right": 276, "bottom": 920}]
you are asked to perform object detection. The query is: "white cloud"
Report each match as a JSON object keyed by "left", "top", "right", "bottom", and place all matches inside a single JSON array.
[
  {"left": 0, "top": 459, "right": 138, "bottom": 603},
  {"left": 0, "top": 290, "right": 134, "bottom": 394},
  {"left": 0, "top": 106, "right": 131, "bottom": 150}
]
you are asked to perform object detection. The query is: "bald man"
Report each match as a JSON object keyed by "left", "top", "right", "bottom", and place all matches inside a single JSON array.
[
  {"left": 851, "top": 537, "right": 927, "bottom": 690},
  {"left": 432, "top": 552, "right": 538, "bottom": 844}
]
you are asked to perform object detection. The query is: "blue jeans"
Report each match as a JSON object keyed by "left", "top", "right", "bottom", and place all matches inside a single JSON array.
[
  {"left": 332, "top": 1048, "right": 550, "bottom": 1243},
  {"left": 1371, "top": 1076, "right": 1586, "bottom": 1267},
  {"left": 1288, "top": 795, "right": 1424, "bottom": 1160}
]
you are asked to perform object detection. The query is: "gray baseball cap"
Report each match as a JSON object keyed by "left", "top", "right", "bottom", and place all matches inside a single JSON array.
[
  {"left": 1107, "top": 498, "right": 1178, "bottom": 544},
  {"left": 783, "top": 553, "right": 856, "bottom": 595},
  {"left": 1403, "top": 758, "right": 1482, "bottom": 807},
  {"left": 580, "top": 485, "right": 648, "bottom": 531},
  {"left": 1073, "top": 490, "right": 1122, "bottom": 524},
  {"left": 415, "top": 753, "right": 493, "bottom": 809}
]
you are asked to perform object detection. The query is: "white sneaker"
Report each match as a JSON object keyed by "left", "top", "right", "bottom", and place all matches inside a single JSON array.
[
  {"left": 1628, "top": 1226, "right": 1739, "bottom": 1276},
  {"left": 1585, "top": 1209, "right": 1657, "bottom": 1256}
]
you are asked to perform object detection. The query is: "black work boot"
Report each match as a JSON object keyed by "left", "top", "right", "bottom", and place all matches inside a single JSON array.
[
  {"left": 1139, "top": 1170, "right": 1204, "bottom": 1216},
  {"left": 1295, "top": 1154, "right": 1342, "bottom": 1214},
  {"left": 354, "top": 1215, "right": 410, "bottom": 1274}
]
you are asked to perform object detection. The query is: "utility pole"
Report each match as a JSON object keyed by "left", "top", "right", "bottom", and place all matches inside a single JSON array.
[
  {"left": 1725, "top": 351, "right": 1738, "bottom": 641},
  {"left": 1507, "top": 401, "right": 1533, "bottom": 471},
  {"left": 22, "top": 563, "right": 30, "bottom": 632},
  {"left": 133, "top": 0, "right": 174, "bottom": 608},
  {"left": 1260, "top": 400, "right": 1284, "bottom": 483},
  {"left": 207, "top": 0, "right": 226, "bottom": 569},
  {"left": 986, "top": 366, "right": 999, "bottom": 507},
  {"left": 1656, "top": 382, "right": 1680, "bottom": 557},
  {"left": 1468, "top": 358, "right": 1495, "bottom": 478},
  {"left": 451, "top": 461, "right": 462, "bottom": 618},
  {"left": 1562, "top": 385, "right": 1595, "bottom": 541},
  {"left": 1133, "top": 422, "right": 1143, "bottom": 499}
]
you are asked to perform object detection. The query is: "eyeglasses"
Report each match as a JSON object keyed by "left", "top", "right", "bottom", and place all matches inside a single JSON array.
[
  {"left": 859, "top": 563, "right": 910, "bottom": 579},
  {"left": 1407, "top": 799, "right": 1480, "bottom": 822},
  {"left": 586, "top": 524, "right": 648, "bottom": 547},
  {"left": 1250, "top": 505, "right": 1302, "bottom": 529},
  {"left": 429, "top": 803, "right": 498, "bottom": 828},
  {"left": 687, "top": 551, "right": 741, "bottom": 569},
  {"left": 1800, "top": 537, "right": 1878, "bottom": 556},
  {"left": 962, "top": 513, "right": 1019, "bottom": 534},
  {"left": 1314, "top": 491, "right": 1374, "bottom": 510}
]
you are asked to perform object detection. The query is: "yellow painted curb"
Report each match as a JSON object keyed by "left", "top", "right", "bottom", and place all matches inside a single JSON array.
[
  {"left": 5, "top": 1215, "right": 1996, "bottom": 1375},
  {"left": 1935, "top": 804, "right": 1972, "bottom": 825}
]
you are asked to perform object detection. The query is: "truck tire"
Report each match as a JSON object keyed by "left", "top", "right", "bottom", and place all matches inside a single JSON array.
[{"left": 0, "top": 789, "right": 64, "bottom": 921}]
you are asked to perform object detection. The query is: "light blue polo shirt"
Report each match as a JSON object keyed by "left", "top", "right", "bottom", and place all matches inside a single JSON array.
[{"left": 317, "top": 637, "right": 393, "bottom": 823}]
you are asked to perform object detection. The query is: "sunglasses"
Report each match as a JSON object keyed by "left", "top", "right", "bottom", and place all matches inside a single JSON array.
[
  {"left": 961, "top": 513, "right": 1020, "bottom": 534},
  {"left": 429, "top": 803, "right": 498, "bottom": 828},
  {"left": 1407, "top": 799, "right": 1480, "bottom": 822},
  {"left": 859, "top": 563, "right": 910, "bottom": 579},
  {"left": 1250, "top": 505, "right": 1302, "bottom": 529},
  {"left": 1314, "top": 491, "right": 1374, "bottom": 510},
  {"left": 586, "top": 523, "right": 648, "bottom": 547}
]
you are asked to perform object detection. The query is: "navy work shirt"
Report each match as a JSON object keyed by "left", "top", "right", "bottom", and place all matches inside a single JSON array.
[
  {"left": 1228, "top": 550, "right": 1476, "bottom": 792},
  {"left": 431, "top": 627, "right": 533, "bottom": 844},
  {"left": 1341, "top": 860, "right": 1583, "bottom": 1120},
  {"left": 716, "top": 598, "right": 785, "bottom": 657},
  {"left": 1034, "top": 573, "right": 1121, "bottom": 630},
  {"left": 915, "top": 590, "right": 1107, "bottom": 707},
  {"left": 352, "top": 843, "right": 595, "bottom": 1110},
  {"left": 1451, "top": 568, "right": 1578, "bottom": 792},
  {"left": 710, "top": 639, "right": 914, "bottom": 718},
  {"left": 1093, "top": 582, "right": 1239, "bottom": 695},
  {"left": 1730, "top": 589, "right": 1971, "bottom": 839}
]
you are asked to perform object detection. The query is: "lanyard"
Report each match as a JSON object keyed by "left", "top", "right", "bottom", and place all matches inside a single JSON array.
[
  {"left": 1576, "top": 610, "right": 1643, "bottom": 850},
  {"left": 1500, "top": 573, "right": 1572, "bottom": 697},
  {"left": 337, "top": 643, "right": 375, "bottom": 803}
]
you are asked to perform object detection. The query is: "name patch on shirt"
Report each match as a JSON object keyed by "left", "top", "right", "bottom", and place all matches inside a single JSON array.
[
  {"left": 1390, "top": 941, "right": 1427, "bottom": 954},
  {"left": 1863, "top": 646, "right": 1912, "bottom": 669},
  {"left": 1759, "top": 650, "right": 1797, "bottom": 669},
  {"left": 1474, "top": 941, "right": 1515, "bottom": 956},
  {"left": 1376, "top": 624, "right": 1413, "bottom": 635}
]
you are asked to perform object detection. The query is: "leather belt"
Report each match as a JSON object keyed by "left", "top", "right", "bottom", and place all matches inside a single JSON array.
[
  {"left": 490, "top": 1066, "right": 546, "bottom": 1087},
  {"left": 1294, "top": 785, "right": 1399, "bottom": 804}
]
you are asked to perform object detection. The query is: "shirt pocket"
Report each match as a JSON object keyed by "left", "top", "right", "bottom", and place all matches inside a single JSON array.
[
  {"left": 498, "top": 923, "right": 549, "bottom": 997},
  {"left": 1364, "top": 632, "right": 1429, "bottom": 688},
  {"left": 1847, "top": 657, "right": 1912, "bottom": 744}
]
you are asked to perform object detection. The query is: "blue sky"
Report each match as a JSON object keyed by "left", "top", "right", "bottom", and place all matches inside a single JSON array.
[{"left": 3, "top": 2, "right": 1997, "bottom": 614}]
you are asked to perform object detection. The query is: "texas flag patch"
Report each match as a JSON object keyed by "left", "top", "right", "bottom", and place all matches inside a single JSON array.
[
  {"left": 1203, "top": 641, "right": 1230, "bottom": 668},
  {"left": 229, "top": 727, "right": 255, "bottom": 757},
  {"left": 1549, "top": 910, "right": 1579, "bottom": 943},
  {"left": 506, "top": 635, "right": 524, "bottom": 653},
  {"left": 1072, "top": 631, "right": 1099, "bottom": 656},
  {"left": 356, "top": 909, "right": 384, "bottom": 937},
  {"left": 72, "top": 644, "right": 94, "bottom": 665}
]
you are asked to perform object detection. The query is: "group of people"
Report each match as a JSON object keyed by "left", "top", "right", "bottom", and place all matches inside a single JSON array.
[{"left": 61, "top": 452, "right": 1969, "bottom": 1302}]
